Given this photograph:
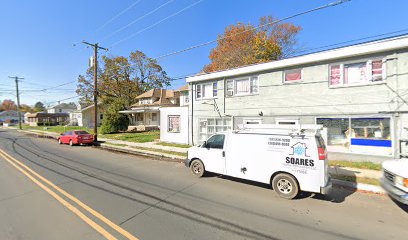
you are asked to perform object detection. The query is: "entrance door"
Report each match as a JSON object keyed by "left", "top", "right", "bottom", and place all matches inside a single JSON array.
[{"left": 202, "top": 134, "right": 226, "bottom": 174}]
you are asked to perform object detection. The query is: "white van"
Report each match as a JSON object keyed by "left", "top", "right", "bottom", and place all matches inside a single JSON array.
[
  {"left": 381, "top": 159, "right": 408, "bottom": 205},
  {"left": 185, "top": 125, "right": 332, "bottom": 199}
]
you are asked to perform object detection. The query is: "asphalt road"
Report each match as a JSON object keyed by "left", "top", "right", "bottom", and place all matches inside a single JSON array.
[{"left": 0, "top": 129, "right": 407, "bottom": 240}]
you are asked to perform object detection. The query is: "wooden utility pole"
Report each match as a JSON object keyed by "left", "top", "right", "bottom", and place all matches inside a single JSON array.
[
  {"left": 82, "top": 41, "right": 108, "bottom": 142},
  {"left": 8, "top": 76, "right": 24, "bottom": 130}
]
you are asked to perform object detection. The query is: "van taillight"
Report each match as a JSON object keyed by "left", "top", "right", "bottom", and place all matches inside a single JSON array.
[{"left": 318, "top": 147, "right": 326, "bottom": 160}]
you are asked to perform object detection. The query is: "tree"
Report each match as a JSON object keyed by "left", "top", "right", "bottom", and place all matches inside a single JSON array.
[
  {"left": 34, "top": 101, "right": 45, "bottom": 112},
  {"left": 203, "top": 16, "right": 301, "bottom": 73},
  {"left": 76, "top": 50, "right": 170, "bottom": 107},
  {"left": 0, "top": 99, "right": 17, "bottom": 111},
  {"left": 100, "top": 98, "right": 129, "bottom": 134},
  {"left": 20, "top": 104, "right": 34, "bottom": 113}
]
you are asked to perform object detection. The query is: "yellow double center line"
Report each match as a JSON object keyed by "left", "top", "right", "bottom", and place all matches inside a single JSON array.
[{"left": 0, "top": 148, "right": 139, "bottom": 240}]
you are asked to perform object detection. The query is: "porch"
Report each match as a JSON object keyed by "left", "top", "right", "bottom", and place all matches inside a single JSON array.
[{"left": 119, "top": 109, "right": 160, "bottom": 132}]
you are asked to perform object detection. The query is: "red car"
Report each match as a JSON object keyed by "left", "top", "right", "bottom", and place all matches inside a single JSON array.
[{"left": 58, "top": 130, "right": 94, "bottom": 146}]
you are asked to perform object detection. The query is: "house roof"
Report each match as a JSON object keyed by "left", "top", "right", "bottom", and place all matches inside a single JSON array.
[
  {"left": 81, "top": 103, "right": 103, "bottom": 112},
  {"left": 187, "top": 35, "right": 408, "bottom": 82},
  {"left": 176, "top": 84, "right": 189, "bottom": 92},
  {"left": 27, "top": 112, "right": 69, "bottom": 118},
  {"left": 130, "top": 89, "right": 179, "bottom": 108},
  {"left": 47, "top": 102, "right": 77, "bottom": 110},
  {"left": 135, "top": 88, "right": 162, "bottom": 99}
]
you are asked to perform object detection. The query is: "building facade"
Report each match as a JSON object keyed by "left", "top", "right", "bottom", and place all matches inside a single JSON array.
[
  {"left": 47, "top": 103, "right": 77, "bottom": 114},
  {"left": 119, "top": 88, "right": 180, "bottom": 131},
  {"left": 186, "top": 36, "right": 408, "bottom": 161},
  {"left": 159, "top": 85, "right": 190, "bottom": 144}
]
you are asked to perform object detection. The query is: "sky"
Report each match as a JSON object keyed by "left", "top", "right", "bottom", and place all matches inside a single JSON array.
[{"left": 1, "top": 0, "right": 408, "bottom": 106}]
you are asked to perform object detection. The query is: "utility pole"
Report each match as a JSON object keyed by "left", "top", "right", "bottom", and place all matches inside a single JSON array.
[
  {"left": 82, "top": 41, "right": 108, "bottom": 142},
  {"left": 8, "top": 76, "right": 24, "bottom": 130}
]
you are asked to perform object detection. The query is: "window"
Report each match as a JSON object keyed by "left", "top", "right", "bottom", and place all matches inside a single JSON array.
[
  {"left": 196, "top": 82, "right": 217, "bottom": 100},
  {"left": 205, "top": 134, "right": 225, "bottom": 149},
  {"left": 168, "top": 115, "right": 180, "bottom": 133},
  {"left": 199, "top": 117, "right": 232, "bottom": 142},
  {"left": 100, "top": 114, "right": 103, "bottom": 120},
  {"left": 196, "top": 85, "right": 202, "bottom": 99},
  {"left": 59, "top": 109, "right": 62, "bottom": 113},
  {"left": 317, "top": 117, "right": 391, "bottom": 153},
  {"left": 284, "top": 68, "right": 302, "bottom": 83},
  {"left": 226, "top": 76, "right": 258, "bottom": 97},
  {"left": 152, "top": 113, "right": 157, "bottom": 122},
  {"left": 329, "top": 59, "right": 385, "bottom": 87}
]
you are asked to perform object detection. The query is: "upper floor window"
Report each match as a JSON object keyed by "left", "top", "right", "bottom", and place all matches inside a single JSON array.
[
  {"left": 140, "top": 99, "right": 152, "bottom": 105},
  {"left": 329, "top": 59, "right": 386, "bottom": 87},
  {"left": 226, "top": 76, "right": 258, "bottom": 97},
  {"left": 196, "top": 82, "right": 217, "bottom": 100},
  {"left": 284, "top": 68, "right": 302, "bottom": 83}
]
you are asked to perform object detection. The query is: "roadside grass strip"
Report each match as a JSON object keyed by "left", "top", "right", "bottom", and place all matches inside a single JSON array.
[
  {"left": 155, "top": 142, "right": 191, "bottom": 148},
  {"left": 331, "top": 174, "right": 380, "bottom": 186},
  {"left": 329, "top": 160, "right": 381, "bottom": 171},
  {"left": 0, "top": 148, "right": 139, "bottom": 240}
]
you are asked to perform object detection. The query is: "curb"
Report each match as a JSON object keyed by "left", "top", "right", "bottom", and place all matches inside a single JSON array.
[
  {"left": 99, "top": 143, "right": 184, "bottom": 163},
  {"left": 332, "top": 179, "right": 385, "bottom": 194}
]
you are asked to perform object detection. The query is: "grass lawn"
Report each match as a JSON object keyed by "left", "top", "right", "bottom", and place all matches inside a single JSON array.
[
  {"left": 130, "top": 146, "right": 187, "bottom": 157},
  {"left": 100, "top": 130, "right": 160, "bottom": 143},
  {"left": 22, "top": 125, "right": 94, "bottom": 134},
  {"left": 331, "top": 174, "right": 380, "bottom": 186},
  {"left": 329, "top": 160, "right": 382, "bottom": 171},
  {"left": 156, "top": 142, "right": 191, "bottom": 148}
]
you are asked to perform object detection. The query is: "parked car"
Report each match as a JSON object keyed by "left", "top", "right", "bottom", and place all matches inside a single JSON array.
[
  {"left": 185, "top": 124, "right": 331, "bottom": 199},
  {"left": 381, "top": 159, "right": 408, "bottom": 205},
  {"left": 58, "top": 130, "right": 94, "bottom": 146}
]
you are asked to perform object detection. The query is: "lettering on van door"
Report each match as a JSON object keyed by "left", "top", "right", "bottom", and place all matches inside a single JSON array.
[
  {"left": 283, "top": 142, "right": 316, "bottom": 173},
  {"left": 267, "top": 137, "right": 290, "bottom": 152}
]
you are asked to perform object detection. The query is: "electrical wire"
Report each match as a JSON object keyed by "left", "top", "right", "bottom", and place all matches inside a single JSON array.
[
  {"left": 111, "top": 0, "right": 205, "bottom": 47},
  {"left": 95, "top": 0, "right": 143, "bottom": 32},
  {"left": 151, "top": 0, "right": 351, "bottom": 60},
  {"left": 102, "top": 0, "right": 174, "bottom": 41}
]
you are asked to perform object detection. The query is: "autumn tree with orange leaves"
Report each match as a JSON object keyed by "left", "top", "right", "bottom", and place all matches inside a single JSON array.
[{"left": 203, "top": 16, "right": 302, "bottom": 73}]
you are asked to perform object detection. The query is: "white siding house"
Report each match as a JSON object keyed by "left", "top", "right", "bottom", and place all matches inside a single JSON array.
[{"left": 186, "top": 35, "right": 408, "bottom": 162}]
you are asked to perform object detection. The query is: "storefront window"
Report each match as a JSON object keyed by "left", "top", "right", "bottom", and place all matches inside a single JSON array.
[
  {"left": 317, "top": 117, "right": 392, "bottom": 155},
  {"left": 350, "top": 118, "right": 390, "bottom": 140},
  {"left": 317, "top": 118, "right": 350, "bottom": 148}
]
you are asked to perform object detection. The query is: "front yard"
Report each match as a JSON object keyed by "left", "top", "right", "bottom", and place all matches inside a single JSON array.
[
  {"left": 100, "top": 130, "right": 160, "bottom": 143},
  {"left": 21, "top": 125, "right": 160, "bottom": 143}
]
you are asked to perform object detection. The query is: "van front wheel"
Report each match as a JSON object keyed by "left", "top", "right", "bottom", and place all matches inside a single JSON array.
[
  {"left": 272, "top": 173, "right": 299, "bottom": 199},
  {"left": 190, "top": 159, "right": 205, "bottom": 177}
]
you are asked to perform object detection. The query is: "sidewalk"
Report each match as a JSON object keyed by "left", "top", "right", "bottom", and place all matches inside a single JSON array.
[{"left": 16, "top": 129, "right": 187, "bottom": 160}]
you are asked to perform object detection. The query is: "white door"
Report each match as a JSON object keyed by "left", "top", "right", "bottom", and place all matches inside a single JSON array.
[{"left": 202, "top": 134, "right": 226, "bottom": 174}]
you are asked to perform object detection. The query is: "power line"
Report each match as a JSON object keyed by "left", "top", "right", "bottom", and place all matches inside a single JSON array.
[
  {"left": 102, "top": 0, "right": 174, "bottom": 41},
  {"left": 152, "top": 0, "right": 351, "bottom": 60},
  {"left": 290, "top": 28, "right": 408, "bottom": 57},
  {"left": 111, "top": 0, "right": 205, "bottom": 47},
  {"left": 95, "top": 0, "right": 143, "bottom": 32}
]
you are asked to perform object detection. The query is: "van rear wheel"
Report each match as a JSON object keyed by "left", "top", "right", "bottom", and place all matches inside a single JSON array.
[
  {"left": 190, "top": 159, "right": 205, "bottom": 177},
  {"left": 272, "top": 173, "right": 299, "bottom": 199}
]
